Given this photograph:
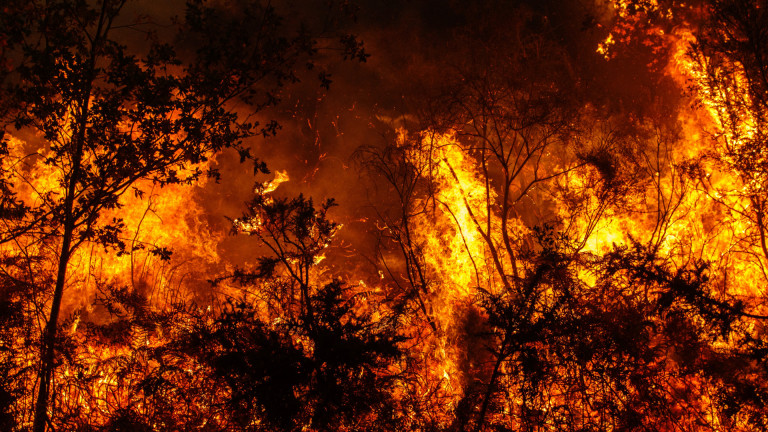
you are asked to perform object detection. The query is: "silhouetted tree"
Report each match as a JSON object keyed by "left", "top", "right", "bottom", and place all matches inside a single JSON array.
[
  {"left": 0, "top": 0, "right": 366, "bottom": 430},
  {"left": 229, "top": 190, "right": 404, "bottom": 431},
  {"left": 684, "top": 0, "right": 768, "bottom": 280},
  {"left": 135, "top": 191, "right": 406, "bottom": 431},
  {"left": 470, "top": 229, "right": 768, "bottom": 431},
  {"left": 359, "top": 3, "right": 768, "bottom": 430},
  {"left": 356, "top": 134, "right": 441, "bottom": 332},
  {"left": 359, "top": 6, "right": 633, "bottom": 427}
]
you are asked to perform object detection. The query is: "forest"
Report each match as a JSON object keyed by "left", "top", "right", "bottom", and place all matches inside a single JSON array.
[{"left": 2, "top": 0, "right": 768, "bottom": 431}]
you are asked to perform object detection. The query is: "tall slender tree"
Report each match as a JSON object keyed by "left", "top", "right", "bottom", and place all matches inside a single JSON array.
[{"left": 0, "top": 1, "right": 366, "bottom": 430}]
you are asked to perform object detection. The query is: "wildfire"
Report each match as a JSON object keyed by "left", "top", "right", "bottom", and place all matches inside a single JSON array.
[
  {"left": 1, "top": 130, "right": 225, "bottom": 427},
  {"left": 3, "top": 0, "right": 768, "bottom": 431}
]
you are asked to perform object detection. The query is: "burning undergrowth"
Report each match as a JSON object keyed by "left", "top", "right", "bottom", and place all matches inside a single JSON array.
[{"left": 2, "top": 0, "right": 768, "bottom": 431}]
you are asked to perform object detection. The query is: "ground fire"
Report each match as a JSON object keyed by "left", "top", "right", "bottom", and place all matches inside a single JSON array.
[{"left": 2, "top": 0, "right": 768, "bottom": 431}]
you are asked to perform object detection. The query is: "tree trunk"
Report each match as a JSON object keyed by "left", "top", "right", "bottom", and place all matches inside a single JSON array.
[
  {"left": 32, "top": 53, "right": 92, "bottom": 431},
  {"left": 473, "top": 334, "right": 508, "bottom": 432},
  {"left": 32, "top": 225, "right": 74, "bottom": 432},
  {"left": 32, "top": 133, "right": 85, "bottom": 431}
]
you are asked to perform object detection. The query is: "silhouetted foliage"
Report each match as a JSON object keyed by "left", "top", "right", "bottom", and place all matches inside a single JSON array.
[
  {"left": 170, "top": 280, "right": 403, "bottom": 432},
  {"left": 468, "top": 231, "right": 768, "bottom": 431},
  {"left": 0, "top": 0, "right": 366, "bottom": 430},
  {"left": 686, "top": 0, "right": 768, "bottom": 278},
  {"left": 128, "top": 192, "right": 407, "bottom": 431}
]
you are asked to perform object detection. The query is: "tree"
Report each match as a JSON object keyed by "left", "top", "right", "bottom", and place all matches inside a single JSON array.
[
  {"left": 686, "top": 0, "right": 768, "bottom": 283},
  {"left": 0, "top": 1, "right": 366, "bottom": 430},
  {"left": 358, "top": 5, "right": 615, "bottom": 427},
  {"left": 156, "top": 188, "right": 405, "bottom": 431},
  {"left": 356, "top": 2, "right": 768, "bottom": 430},
  {"left": 464, "top": 226, "right": 768, "bottom": 431}
]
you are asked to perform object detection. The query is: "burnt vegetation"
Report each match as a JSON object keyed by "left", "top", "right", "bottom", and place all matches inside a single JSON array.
[{"left": 1, "top": 0, "right": 768, "bottom": 431}]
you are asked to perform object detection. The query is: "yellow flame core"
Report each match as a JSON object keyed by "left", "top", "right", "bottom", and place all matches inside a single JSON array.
[
  {"left": 235, "top": 170, "right": 291, "bottom": 234},
  {"left": 261, "top": 169, "right": 290, "bottom": 194},
  {"left": 409, "top": 132, "right": 506, "bottom": 296},
  {"left": 669, "top": 30, "right": 768, "bottom": 304},
  {"left": 389, "top": 130, "right": 526, "bottom": 421}
]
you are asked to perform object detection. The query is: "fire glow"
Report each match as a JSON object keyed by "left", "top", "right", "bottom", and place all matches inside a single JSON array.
[{"left": 2, "top": 0, "right": 768, "bottom": 431}]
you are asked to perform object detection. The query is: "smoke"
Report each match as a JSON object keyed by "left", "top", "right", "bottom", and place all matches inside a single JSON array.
[
  {"left": 112, "top": 0, "right": 691, "bottom": 298},
  {"left": 208, "top": 0, "right": 678, "bottom": 261}
]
